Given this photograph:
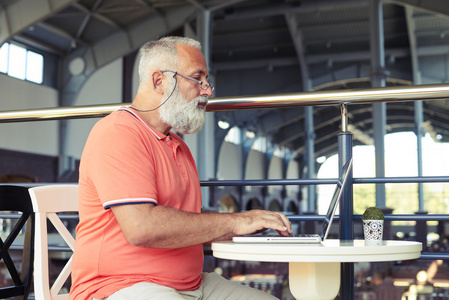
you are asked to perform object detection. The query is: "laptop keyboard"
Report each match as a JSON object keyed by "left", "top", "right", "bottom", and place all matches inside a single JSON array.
[{"left": 294, "top": 234, "right": 320, "bottom": 237}]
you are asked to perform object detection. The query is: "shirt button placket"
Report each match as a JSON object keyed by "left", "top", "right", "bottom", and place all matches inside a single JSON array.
[{"left": 173, "top": 141, "right": 186, "bottom": 177}]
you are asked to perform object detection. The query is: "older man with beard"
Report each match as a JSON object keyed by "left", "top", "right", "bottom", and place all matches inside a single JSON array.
[{"left": 70, "top": 36, "right": 292, "bottom": 300}]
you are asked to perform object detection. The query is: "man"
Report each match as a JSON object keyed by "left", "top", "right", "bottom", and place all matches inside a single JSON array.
[{"left": 70, "top": 36, "right": 292, "bottom": 300}]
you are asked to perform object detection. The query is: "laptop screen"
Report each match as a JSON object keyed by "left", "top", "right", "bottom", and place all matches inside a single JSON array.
[{"left": 319, "top": 158, "right": 353, "bottom": 240}]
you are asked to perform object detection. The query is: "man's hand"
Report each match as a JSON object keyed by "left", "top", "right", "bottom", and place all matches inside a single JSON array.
[{"left": 232, "top": 210, "right": 292, "bottom": 237}]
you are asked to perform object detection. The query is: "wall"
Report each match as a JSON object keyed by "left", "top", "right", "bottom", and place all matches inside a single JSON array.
[
  {"left": 217, "top": 142, "right": 242, "bottom": 179},
  {"left": 285, "top": 159, "right": 300, "bottom": 197},
  {"left": 66, "top": 59, "right": 123, "bottom": 159},
  {"left": 0, "top": 57, "right": 122, "bottom": 161},
  {"left": 245, "top": 150, "right": 265, "bottom": 180},
  {"left": 420, "top": 55, "right": 449, "bottom": 84},
  {"left": 0, "top": 57, "right": 122, "bottom": 181},
  {"left": 268, "top": 156, "right": 283, "bottom": 194},
  {"left": 0, "top": 73, "right": 58, "bottom": 156}
]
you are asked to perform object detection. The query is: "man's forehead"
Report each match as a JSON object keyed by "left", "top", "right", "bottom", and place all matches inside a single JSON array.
[{"left": 176, "top": 44, "right": 208, "bottom": 74}]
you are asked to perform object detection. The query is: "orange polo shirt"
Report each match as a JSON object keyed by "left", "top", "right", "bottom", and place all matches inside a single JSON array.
[{"left": 70, "top": 108, "right": 203, "bottom": 300}]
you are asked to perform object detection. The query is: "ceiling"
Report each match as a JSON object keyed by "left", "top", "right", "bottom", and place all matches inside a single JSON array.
[{"left": 1, "top": 0, "right": 449, "bottom": 163}]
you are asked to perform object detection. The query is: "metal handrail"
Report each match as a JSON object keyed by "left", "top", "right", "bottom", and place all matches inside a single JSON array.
[
  {"left": 5, "top": 210, "right": 449, "bottom": 259},
  {"left": 0, "top": 83, "right": 449, "bottom": 122},
  {"left": 201, "top": 176, "right": 449, "bottom": 186}
]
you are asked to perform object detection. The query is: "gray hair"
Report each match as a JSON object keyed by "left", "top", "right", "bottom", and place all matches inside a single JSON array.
[{"left": 138, "top": 36, "right": 202, "bottom": 85}]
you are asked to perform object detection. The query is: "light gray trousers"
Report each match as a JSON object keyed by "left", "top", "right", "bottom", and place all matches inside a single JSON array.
[{"left": 97, "top": 272, "right": 279, "bottom": 300}]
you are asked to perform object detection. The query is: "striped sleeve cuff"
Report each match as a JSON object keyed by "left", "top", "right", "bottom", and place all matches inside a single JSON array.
[{"left": 103, "top": 198, "right": 158, "bottom": 209}]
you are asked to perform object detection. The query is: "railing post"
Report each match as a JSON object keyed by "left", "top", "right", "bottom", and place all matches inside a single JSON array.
[{"left": 339, "top": 103, "right": 354, "bottom": 300}]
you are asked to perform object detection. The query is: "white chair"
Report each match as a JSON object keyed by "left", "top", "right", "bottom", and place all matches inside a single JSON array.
[{"left": 29, "top": 184, "right": 79, "bottom": 300}]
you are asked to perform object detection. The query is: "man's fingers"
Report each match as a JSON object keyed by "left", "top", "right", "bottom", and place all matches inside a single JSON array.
[
  {"left": 263, "top": 212, "right": 292, "bottom": 234},
  {"left": 265, "top": 211, "right": 291, "bottom": 230},
  {"left": 277, "top": 213, "right": 293, "bottom": 234},
  {"left": 233, "top": 210, "right": 293, "bottom": 236}
]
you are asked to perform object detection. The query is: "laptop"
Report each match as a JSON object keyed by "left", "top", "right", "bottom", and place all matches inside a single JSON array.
[{"left": 232, "top": 158, "right": 353, "bottom": 244}]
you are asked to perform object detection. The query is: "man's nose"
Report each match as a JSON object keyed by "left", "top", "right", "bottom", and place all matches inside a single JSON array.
[{"left": 200, "top": 85, "right": 213, "bottom": 97}]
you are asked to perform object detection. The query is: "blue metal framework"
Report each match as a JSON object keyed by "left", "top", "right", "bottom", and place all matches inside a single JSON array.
[{"left": 201, "top": 126, "right": 449, "bottom": 299}]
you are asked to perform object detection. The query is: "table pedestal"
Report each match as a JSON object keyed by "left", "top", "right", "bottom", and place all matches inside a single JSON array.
[{"left": 289, "top": 262, "right": 340, "bottom": 300}]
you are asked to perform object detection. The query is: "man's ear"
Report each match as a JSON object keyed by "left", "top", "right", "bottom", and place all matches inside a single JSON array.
[{"left": 152, "top": 71, "right": 164, "bottom": 94}]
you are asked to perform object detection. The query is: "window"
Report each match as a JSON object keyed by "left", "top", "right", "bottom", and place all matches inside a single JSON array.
[
  {"left": 224, "top": 126, "right": 242, "bottom": 145},
  {"left": 0, "top": 43, "right": 44, "bottom": 84},
  {"left": 0, "top": 44, "right": 8, "bottom": 73},
  {"left": 251, "top": 136, "right": 266, "bottom": 152},
  {"left": 26, "top": 51, "right": 44, "bottom": 83},
  {"left": 8, "top": 44, "right": 26, "bottom": 80}
]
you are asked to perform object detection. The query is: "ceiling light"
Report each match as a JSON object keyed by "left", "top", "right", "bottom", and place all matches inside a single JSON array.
[
  {"left": 316, "top": 156, "right": 326, "bottom": 163},
  {"left": 245, "top": 130, "right": 255, "bottom": 139},
  {"left": 218, "top": 120, "right": 230, "bottom": 129}
]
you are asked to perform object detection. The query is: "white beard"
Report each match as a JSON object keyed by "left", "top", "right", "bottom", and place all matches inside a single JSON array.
[{"left": 159, "top": 79, "right": 208, "bottom": 134}]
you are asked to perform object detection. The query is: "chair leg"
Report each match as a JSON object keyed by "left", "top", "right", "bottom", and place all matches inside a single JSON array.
[{"left": 13, "top": 217, "right": 34, "bottom": 300}]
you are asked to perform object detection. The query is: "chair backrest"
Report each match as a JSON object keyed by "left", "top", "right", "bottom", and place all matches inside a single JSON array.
[
  {"left": 28, "top": 184, "right": 79, "bottom": 300},
  {"left": 0, "top": 185, "right": 35, "bottom": 300}
]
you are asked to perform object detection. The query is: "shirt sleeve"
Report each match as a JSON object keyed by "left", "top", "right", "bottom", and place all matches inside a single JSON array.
[{"left": 86, "top": 122, "right": 158, "bottom": 209}]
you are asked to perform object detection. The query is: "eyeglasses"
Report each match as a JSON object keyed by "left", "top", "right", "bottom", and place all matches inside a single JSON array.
[{"left": 160, "top": 70, "right": 214, "bottom": 91}]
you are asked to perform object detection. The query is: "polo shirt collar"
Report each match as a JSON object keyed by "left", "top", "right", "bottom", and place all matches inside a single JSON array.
[{"left": 120, "top": 107, "right": 170, "bottom": 141}]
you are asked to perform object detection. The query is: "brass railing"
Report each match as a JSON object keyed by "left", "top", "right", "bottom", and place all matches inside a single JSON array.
[{"left": 1, "top": 83, "right": 449, "bottom": 122}]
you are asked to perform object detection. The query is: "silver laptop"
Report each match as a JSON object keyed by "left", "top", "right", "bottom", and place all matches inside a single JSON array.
[{"left": 232, "top": 158, "right": 353, "bottom": 244}]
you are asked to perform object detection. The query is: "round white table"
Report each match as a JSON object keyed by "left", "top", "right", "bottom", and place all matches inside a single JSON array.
[{"left": 212, "top": 239, "right": 422, "bottom": 300}]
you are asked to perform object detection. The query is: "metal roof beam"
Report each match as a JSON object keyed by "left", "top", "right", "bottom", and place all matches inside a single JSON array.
[
  {"left": 285, "top": 13, "right": 311, "bottom": 90},
  {"left": 209, "top": 0, "right": 248, "bottom": 12},
  {"left": 11, "top": 34, "right": 63, "bottom": 55},
  {"left": 72, "top": 1, "right": 122, "bottom": 34},
  {"left": 223, "top": 0, "right": 368, "bottom": 20},
  {"left": 34, "top": 22, "right": 86, "bottom": 50},
  {"left": 214, "top": 43, "right": 449, "bottom": 72},
  {"left": 388, "top": 0, "right": 449, "bottom": 18},
  {"left": 0, "top": 0, "right": 76, "bottom": 45},
  {"left": 79, "top": 4, "right": 197, "bottom": 70}
]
